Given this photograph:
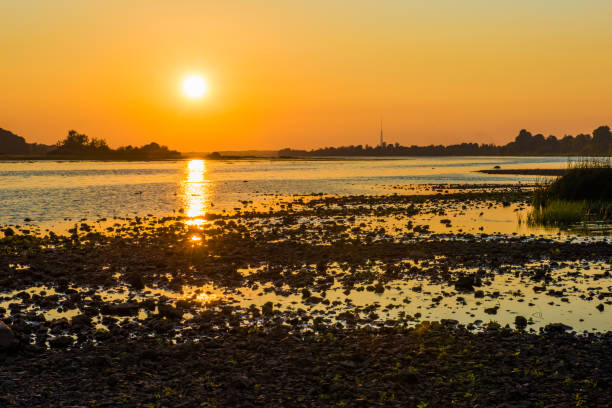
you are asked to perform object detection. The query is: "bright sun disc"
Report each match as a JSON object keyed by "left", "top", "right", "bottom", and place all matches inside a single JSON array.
[{"left": 182, "top": 75, "right": 208, "bottom": 99}]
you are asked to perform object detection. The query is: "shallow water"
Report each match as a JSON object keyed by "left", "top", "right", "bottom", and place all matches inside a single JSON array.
[
  {"left": 0, "top": 156, "right": 570, "bottom": 227},
  {"left": 3, "top": 257, "right": 609, "bottom": 337},
  {"left": 2, "top": 156, "right": 611, "bottom": 343}
]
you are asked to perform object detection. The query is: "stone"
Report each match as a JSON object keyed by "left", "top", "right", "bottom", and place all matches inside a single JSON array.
[
  {"left": 158, "top": 304, "right": 183, "bottom": 319},
  {"left": 544, "top": 323, "right": 572, "bottom": 333},
  {"left": 261, "top": 301, "right": 274, "bottom": 315},
  {"left": 514, "top": 315, "right": 527, "bottom": 329},
  {"left": 102, "top": 303, "right": 140, "bottom": 316},
  {"left": 126, "top": 272, "right": 145, "bottom": 290},
  {"left": 0, "top": 321, "right": 17, "bottom": 349},
  {"left": 455, "top": 276, "right": 474, "bottom": 292},
  {"left": 49, "top": 336, "right": 73, "bottom": 348},
  {"left": 484, "top": 306, "right": 499, "bottom": 315}
]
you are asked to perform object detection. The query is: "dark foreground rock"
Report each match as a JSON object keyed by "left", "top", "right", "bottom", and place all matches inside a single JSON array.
[
  {"left": 0, "top": 321, "right": 610, "bottom": 407},
  {"left": 0, "top": 321, "right": 17, "bottom": 350}
]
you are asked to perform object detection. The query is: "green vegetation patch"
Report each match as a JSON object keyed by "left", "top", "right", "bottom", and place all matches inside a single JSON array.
[
  {"left": 538, "top": 166, "right": 612, "bottom": 204},
  {"left": 529, "top": 159, "right": 612, "bottom": 226},
  {"left": 527, "top": 200, "right": 587, "bottom": 226}
]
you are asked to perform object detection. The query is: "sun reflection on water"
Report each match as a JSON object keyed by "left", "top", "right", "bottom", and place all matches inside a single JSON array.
[
  {"left": 195, "top": 292, "right": 220, "bottom": 304},
  {"left": 183, "top": 159, "right": 209, "bottom": 225}
]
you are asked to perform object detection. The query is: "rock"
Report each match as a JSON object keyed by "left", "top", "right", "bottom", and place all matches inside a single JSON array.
[
  {"left": 484, "top": 306, "right": 499, "bottom": 315},
  {"left": 305, "top": 296, "right": 322, "bottom": 304},
  {"left": 141, "top": 299, "right": 156, "bottom": 310},
  {"left": 397, "top": 369, "right": 419, "bottom": 384},
  {"left": 126, "top": 272, "right": 145, "bottom": 290},
  {"left": 544, "top": 323, "right": 572, "bottom": 333},
  {"left": 15, "top": 291, "right": 30, "bottom": 300},
  {"left": 455, "top": 276, "right": 474, "bottom": 292},
  {"left": 175, "top": 299, "right": 193, "bottom": 310},
  {"left": 0, "top": 321, "right": 17, "bottom": 349},
  {"left": 49, "top": 336, "right": 73, "bottom": 348},
  {"left": 107, "top": 374, "right": 119, "bottom": 387},
  {"left": 596, "top": 303, "right": 604, "bottom": 312},
  {"left": 138, "top": 349, "right": 159, "bottom": 361},
  {"left": 158, "top": 304, "right": 182, "bottom": 319},
  {"left": 71, "top": 314, "right": 92, "bottom": 327},
  {"left": 102, "top": 303, "right": 140, "bottom": 316},
  {"left": 262, "top": 301, "right": 274, "bottom": 315},
  {"left": 514, "top": 315, "right": 527, "bottom": 329},
  {"left": 486, "top": 321, "right": 501, "bottom": 330}
]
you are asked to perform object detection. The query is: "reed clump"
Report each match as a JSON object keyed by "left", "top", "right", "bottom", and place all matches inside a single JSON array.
[
  {"left": 527, "top": 200, "right": 586, "bottom": 226},
  {"left": 529, "top": 157, "right": 612, "bottom": 226}
]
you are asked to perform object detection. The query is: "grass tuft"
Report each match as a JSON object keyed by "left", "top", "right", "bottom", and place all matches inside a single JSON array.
[
  {"left": 527, "top": 200, "right": 586, "bottom": 226},
  {"left": 529, "top": 157, "right": 612, "bottom": 226},
  {"left": 534, "top": 158, "right": 612, "bottom": 205}
]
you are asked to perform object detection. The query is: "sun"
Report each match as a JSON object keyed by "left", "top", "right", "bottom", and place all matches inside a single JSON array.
[{"left": 182, "top": 74, "right": 208, "bottom": 99}]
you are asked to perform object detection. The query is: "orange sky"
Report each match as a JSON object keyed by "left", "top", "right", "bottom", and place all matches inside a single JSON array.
[{"left": 2, "top": 1, "right": 612, "bottom": 151}]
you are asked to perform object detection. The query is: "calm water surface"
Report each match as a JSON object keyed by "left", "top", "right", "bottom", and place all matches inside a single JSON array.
[{"left": 0, "top": 156, "right": 569, "bottom": 227}]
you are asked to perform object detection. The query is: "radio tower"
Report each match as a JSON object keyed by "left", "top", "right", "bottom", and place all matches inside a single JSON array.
[{"left": 379, "top": 117, "right": 385, "bottom": 147}]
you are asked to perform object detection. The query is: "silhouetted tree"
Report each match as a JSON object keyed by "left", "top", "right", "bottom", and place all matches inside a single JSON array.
[
  {"left": 50, "top": 130, "right": 180, "bottom": 159},
  {"left": 592, "top": 126, "right": 612, "bottom": 153}
]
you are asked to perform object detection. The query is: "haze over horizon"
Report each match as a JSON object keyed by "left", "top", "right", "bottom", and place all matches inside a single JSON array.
[{"left": 2, "top": 1, "right": 612, "bottom": 151}]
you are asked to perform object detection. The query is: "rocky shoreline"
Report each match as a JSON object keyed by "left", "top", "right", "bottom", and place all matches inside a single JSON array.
[
  {"left": 1, "top": 187, "right": 611, "bottom": 406},
  {"left": 2, "top": 319, "right": 611, "bottom": 407}
]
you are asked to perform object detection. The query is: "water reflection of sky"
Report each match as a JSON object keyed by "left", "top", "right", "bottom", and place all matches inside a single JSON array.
[{"left": 0, "top": 157, "right": 581, "bottom": 226}]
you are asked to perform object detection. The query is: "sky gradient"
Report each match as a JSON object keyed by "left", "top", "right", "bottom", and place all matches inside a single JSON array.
[{"left": 2, "top": 1, "right": 612, "bottom": 151}]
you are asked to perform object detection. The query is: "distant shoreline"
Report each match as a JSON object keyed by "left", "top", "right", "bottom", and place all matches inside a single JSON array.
[
  {"left": 0, "top": 155, "right": 184, "bottom": 162},
  {"left": 0, "top": 154, "right": 577, "bottom": 163},
  {"left": 477, "top": 169, "right": 567, "bottom": 176}
]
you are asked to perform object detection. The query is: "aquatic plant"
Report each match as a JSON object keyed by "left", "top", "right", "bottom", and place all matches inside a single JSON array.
[
  {"left": 533, "top": 157, "right": 612, "bottom": 205},
  {"left": 529, "top": 157, "right": 612, "bottom": 226},
  {"left": 527, "top": 200, "right": 587, "bottom": 226}
]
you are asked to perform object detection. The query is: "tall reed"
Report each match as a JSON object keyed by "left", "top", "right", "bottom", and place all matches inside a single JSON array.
[{"left": 528, "top": 156, "right": 612, "bottom": 226}]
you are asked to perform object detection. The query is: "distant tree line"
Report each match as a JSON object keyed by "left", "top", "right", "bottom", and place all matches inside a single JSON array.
[
  {"left": 0, "top": 128, "right": 53, "bottom": 155},
  {"left": 1, "top": 128, "right": 181, "bottom": 159},
  {"left": 49, "top": 130, "right": 181, "bottom": 159},
  {"left": 279, "top": 126, "right": 612, "bottom": 157}
]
